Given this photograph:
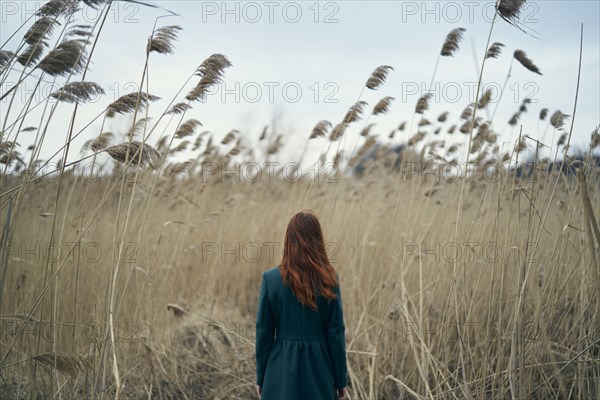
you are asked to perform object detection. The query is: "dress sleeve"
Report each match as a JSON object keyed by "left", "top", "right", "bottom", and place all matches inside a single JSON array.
[
  {"left": 255, "top": 272, "right": 276, "bottom": 386},
  {"left": 327, "top": 283, "right": 348, "bottom": 389}
]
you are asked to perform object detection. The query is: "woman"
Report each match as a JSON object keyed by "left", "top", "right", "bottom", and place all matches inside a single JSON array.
[{"left": 256, "top": 211, "right": 349, "bottom": 400}]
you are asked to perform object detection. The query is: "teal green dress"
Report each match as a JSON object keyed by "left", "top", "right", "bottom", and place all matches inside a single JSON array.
[{"left": 256, "top": 266, "right": 348, "bottom": 400}]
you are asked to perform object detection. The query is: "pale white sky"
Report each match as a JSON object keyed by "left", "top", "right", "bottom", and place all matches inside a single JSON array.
[{"left": 1, "top": 0, "right": 599, "bottom": 168}]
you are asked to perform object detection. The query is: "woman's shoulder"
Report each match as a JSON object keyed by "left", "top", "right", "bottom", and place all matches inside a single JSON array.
[
  {"left": 261, "top": 266, "right": 283, "bottom": 292},
  {"left": 262, "top": 266, "right": 281, "bottom": 281}
]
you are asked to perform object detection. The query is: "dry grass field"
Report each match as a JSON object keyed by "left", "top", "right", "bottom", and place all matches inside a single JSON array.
[{"left": 0, "top": 0, "right": 599, "bottom": 399}]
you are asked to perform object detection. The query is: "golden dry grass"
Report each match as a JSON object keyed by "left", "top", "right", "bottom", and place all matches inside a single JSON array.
[{"left": 1, "top": 165, "right": 598, "bottom": 399}]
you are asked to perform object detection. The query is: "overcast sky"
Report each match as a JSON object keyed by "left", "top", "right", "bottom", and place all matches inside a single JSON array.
[{"left": 1, "top": 0, "right": 599, "bottom": 168}]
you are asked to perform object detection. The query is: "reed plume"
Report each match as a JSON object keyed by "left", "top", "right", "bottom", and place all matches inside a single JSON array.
[
  {"left": 366, "top": 65, "right": 394, "bottom": 90},
  {"left": 166, "top": 102, "right": 192, "bottom": 115},
  {"left": 201, "top": 136, "right": 214, "bottom": 156},
  {"left": 476, "top": 122, "right": 489, "bottom": 138},
  {"left": 539, "top": 108, "right": 548, "bottom": 120},
  {"left": 37, "top": 0, "right": 79, "bottom": 17},
  {"left": 186, "top": 54, "right": 232, "bottom": 101},
  {"left": 36, "top": 38, "right": 88, "bottom": 76},
  {"left": 221, "top": 130, "right": 238, "bottom": 145},
  {"left": 83, "top": 132, "right": 113, "bottom": 152},
  {"left": 360, "top": 123, "right": 376, "bottom": 137},
  {"left": 0, "top": 151, "right": 23, "bottom": 165},
  {"left": 509, "top": 113, "right": 519, "bottom": 126},
  {"left": 460, "top": 119, "right": 475, "bottom": 133},
  {"left": 147, "top": 25, "right": 182, "bottom": 55},
  {"left": 156, "top": 136, "right": 169, "bottom": 154},
  {"left": 344, "top": 101, "right": 368, "bottom": 123},
  {"left": 415, "top": 93, "right": 432, "bottom": 114},
  {"left": 227, "top": 140, "right": 243, "bottom": 157},
  {"left": 486, "top": 42, "right": 505, "bottom": 59},
  {"left": 550, "top": 110, "right": 569, "bottom": 130},
  {"left": 460, "top": 105, "right": 473, "bottom": 120},
  {"left": 105, "top": 141, "right": 161, "bottom": 168},
  {"left": 169, "top": 159, "right": 195, "bottom": 175},
  {"left": 51, "top": 81, "right": 104, "bottom": 103},
  {"left": 514, "top": 50, "right": 542, "bottom": 75},
  {"left": 106, "top": 92, "right": 161, "bottom": 117},
  {"left": 485, "top": 132, "right": 497, "bottom": 144},
  {"left": 32, "top": 353, "right": 92, "bottom": 380},
  {"left": 65, "top": 24, "right": 93, "bottom": 39},
  {"left": 126, "top": 117, "right": 152, "bottom": 139},
  {"left": 519, "top": 100, "right": 530, "bottom": 113},
  {"left": 17, "top": 44, "right": 46, "bottom": 67},
  {"left": 192, "top": 131, "right": 210, "bottom": 151},
  {"left": 310, "top": 120, "right": 332, "bottom": 139},
  {"left": 23, "top": 16, "right": 57, "bottom": 46},
  {"left": 329, "top": 123, "right": 348, "bottom": 141},
  {"left": 557, "top": 133, "right": 567, "bottom": 146},
  {"left": 514, "top": 137, "right": 527, "bottom": 153},
  {"left": 441, "top": 28, "right": 466, "bottom": 56},
  {"left": 496, "top": 0, "right": 527, "bottom": 26},
  {"left": 477, "top": 88, "right": 493, "bottom": 108},
  {"left": 170, "top": 141, "right": 190, "bottom": 154},
  {"left": 18, "top": 13, "right": 72, "bottom": 69},
  {"left": 373, "top": 96, "right": 394, "bottom": 116},
  {"left": 332, "top": 151, "right": 343, "bottom": 169},
  {"left": 0, "top": 50, "right": 15, "bottom": 73},
  {"left": 0, "top": 142, "right": 19, "bottom": 154},
  {"left": 408, "top": 131, "right": 427, "bottom": 146},
  {"left": 175, "top": 119, "right": 202, "bottom": 139}
]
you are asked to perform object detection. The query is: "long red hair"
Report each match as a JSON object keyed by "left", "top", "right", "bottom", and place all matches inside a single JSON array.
[{"left": 280, "top": 210, "right": 338, "bottom": 310}]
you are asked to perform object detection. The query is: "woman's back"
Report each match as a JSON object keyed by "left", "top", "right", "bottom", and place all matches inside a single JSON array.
[
  {"left": 256, "top": 266, "right": 347, "bottom": 400},
  {"left": 263, "top": 266, "right": 333, "bottom": 340}
]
